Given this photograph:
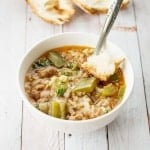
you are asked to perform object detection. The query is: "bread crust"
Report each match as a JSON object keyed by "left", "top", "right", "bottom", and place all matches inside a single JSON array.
[
  {"left": 26, "top": 0, "right": 75, "bottom": 24},
  {"left": 73, "top": 0, "right": 130, "bottom": 14}
]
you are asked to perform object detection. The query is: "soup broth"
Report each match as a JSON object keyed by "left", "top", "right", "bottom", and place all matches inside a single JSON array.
[{"left": 24, "top": 46, "right": 125, "bottom": 120}]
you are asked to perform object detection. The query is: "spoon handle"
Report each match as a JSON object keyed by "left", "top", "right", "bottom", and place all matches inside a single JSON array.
[{"left": 94, "top": 0, "right": 124, "bottom": 55}]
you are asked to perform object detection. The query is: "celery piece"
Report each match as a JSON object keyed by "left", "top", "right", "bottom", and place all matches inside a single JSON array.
[
  {"left": 118, "top": 85, "right": 126, "bottom": 99},
  {"left": 101, "top": 83, "right": 118, "bottom": 97},
  {"left": 51, "top": 101, "right": 61, "bottom": 118},
  {"left": 48, "top": 103, "right": 51, "bottom": 115},
  {"left": 38, "top": 102, "right": 49, "bottom": 113},
  {"left": 48, "top": 51, "right": 65, "bottom": 68},
  {"left": 60, "top": 102, "right": 67, "bottom": 119},
  {"left": 73, "top": 77, "right": 97, "bottom": 92},
  {"left": 50, "top": 101, "right": 67, "bottom": 119}
]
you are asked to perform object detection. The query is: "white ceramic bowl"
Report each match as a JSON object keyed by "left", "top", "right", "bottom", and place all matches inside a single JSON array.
[{"left": 18, "top": 33, "right": 134, "bottom": 133}]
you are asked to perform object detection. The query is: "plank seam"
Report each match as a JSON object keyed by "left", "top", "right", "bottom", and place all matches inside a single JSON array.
[
  {"left": 20, "top": 101, "right": 23, "bottom": 150},
  {"left": 58, "top": 132, "right": 60, "bottom": 150},
  {"left": 64, "top": 133, "right": 65, "bottom": 150},
  {"left": 99, "top": 13, "right": 109, "bottom": 150},
  {"left": 24, "top": 5, "right": 28, "bottom": 53},
  {"left": 21, "top": 4, "right": 28, "bottom": 150},
  {"left": 106, "top": 126, "right": 109, "bottom": 150}
]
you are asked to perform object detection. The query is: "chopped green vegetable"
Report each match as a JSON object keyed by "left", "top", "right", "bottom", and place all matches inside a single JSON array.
[
  {"left": 51, "top": 101, "right": 61, "bottom": 118},
  {"left": 38, "top": 102, "right": 49, "bottom": 113},
  {"left": 50, "top": 101, "right": 67, "bottom": 119},
  {"left": 59, "top": 102, "right": 67, "bottom": 119},
  {"left": 60, "top": 68, "right": 73, "bottom": 76},
  {"left": 63, "top": 71, "right": 72, "bottom": 76},
  {"left": 66, "top": 62, "right": 73, "bottom": 69},
  {"left": 106, "top": 108, "right": 112, "bottom": 113},
  {"left": 32, "top": 58, "right": 51, "bottom": 69},
  {"left": 73, "top": 77, "right": 97, "bottom": 92},
  {"left": 101, "top": 83, "right": 118, "bottom": 97},
  {"left": 48, "top": 103, "right": 51, "bottom": 115},
  {"left": 118, "top": 85, "right": 126, "bottom": 99},
  {"left": 108, "top": 73, "right": 118, "bottom": 82},
  {"left": 51, "top": 77, "right": 67, "bottom": 97},
  {"left": 48, "top": 51, "right": 65, "bottom": 68},
  {"left": 73, "top": 70, "right": 79, "bottom": 75},
  {"left": 66, "top": 62, "right": 79, "bottom": 70},
  {"left": 56, "top": 85, "right": 67, "bottom": 96}
]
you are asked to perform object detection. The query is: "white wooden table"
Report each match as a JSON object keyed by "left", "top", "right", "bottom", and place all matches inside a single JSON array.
[{"left": 0, "top": 0, "right": 150, "bottom": 150}]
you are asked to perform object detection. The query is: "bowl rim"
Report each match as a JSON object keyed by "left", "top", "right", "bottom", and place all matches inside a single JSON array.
[{"left": 18, "top": 32, "right": 134, "bottom": 124}]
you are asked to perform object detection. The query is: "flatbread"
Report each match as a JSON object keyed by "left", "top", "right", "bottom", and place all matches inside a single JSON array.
[{"left": 26, "top": 0, "right": 75, "bottom": 24}]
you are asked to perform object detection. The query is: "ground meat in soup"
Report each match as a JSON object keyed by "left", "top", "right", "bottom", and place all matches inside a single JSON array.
[{"left": 24, "top": 46, "right": 126, "bottom": 120}]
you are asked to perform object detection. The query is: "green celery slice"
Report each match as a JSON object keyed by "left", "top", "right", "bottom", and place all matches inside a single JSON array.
[
  {"left": 73, "top": 77, "right": 97, "bottom": 92},
  {"left": 48, "top": 51, "right": 65, "bottom": 68},
  {"left": 118, "top": 85, "right": 126, "bottom": 99},
  {"left": 60, "top": 102, "right": 67, "bottom": 119},
  {"left": 50, "top": 101, "right": 67, "bottom": 119},
  {"left": 38, "top": 102, "right": 49, "bottom": 113},
  {"left": 51, "top": 101, "right": 61, "bottom": 118},
  {"left": 101, "top": 83, "right": 118, "bottom": 97}
]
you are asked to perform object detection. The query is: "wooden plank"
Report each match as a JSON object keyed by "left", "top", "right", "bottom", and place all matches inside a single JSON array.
[
  {"left": 21, "top": 5, "right": 65, "bottom": 150},
  {"left": 64, "top": 7, "right": 108, "bottom": 150},
  {"left": 133, "top": 0, "right": 150, "bottom": 127},
  {"left": 0, "top": 0, "right": 26, "bottom": 149},
  {"left": 107, "top": 1, "right": 150, "bottom": 149}
]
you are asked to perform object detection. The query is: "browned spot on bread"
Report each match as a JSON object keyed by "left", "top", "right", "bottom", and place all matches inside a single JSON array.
[{"left": 113, "top": 26, "right": 137, "bottom": 32}]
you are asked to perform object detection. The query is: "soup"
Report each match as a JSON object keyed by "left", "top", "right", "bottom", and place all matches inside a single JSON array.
[{"left": 24, "top": 46, "right": 125, "bottom": 120}]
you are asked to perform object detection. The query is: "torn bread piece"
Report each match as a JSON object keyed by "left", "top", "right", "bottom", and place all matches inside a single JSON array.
[
  {"left": 26, "top": 0, "right": 75, "bottom": 24},
  {"left": 82, "top": 50, "right": 125, "bottom": 81},
  {"left": 73, "top": 0, "right": 130, "bottom": 14}
]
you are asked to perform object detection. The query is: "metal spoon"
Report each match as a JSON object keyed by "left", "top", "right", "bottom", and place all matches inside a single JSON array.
[{"left": 94, "top": 0, "right": 124, "bottom": 55}]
